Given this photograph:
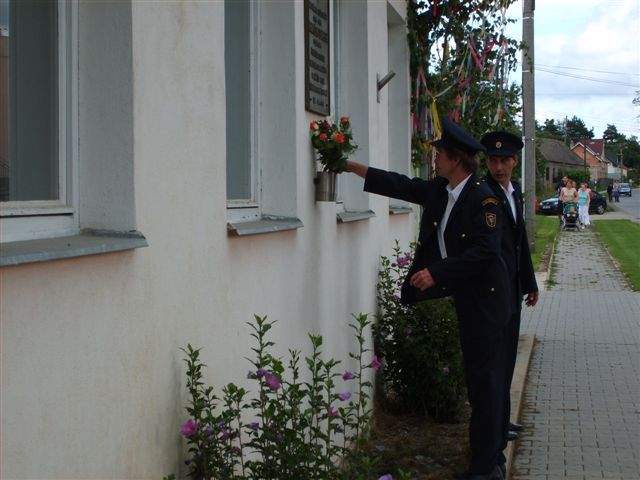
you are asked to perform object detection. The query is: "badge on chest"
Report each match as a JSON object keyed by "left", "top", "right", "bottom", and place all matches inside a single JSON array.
[{"left": 485, "top": 212, "right": 497, "bottom": 228}]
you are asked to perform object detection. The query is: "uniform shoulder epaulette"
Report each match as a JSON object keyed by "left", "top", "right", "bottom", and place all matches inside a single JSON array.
[{"left": 481, "top": 196, "right": 500, "bottom": 207}]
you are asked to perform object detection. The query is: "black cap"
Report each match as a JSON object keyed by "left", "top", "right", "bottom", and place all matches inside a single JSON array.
[
  {"left": 481, "top": 131, "right": 524, "bottom": 157},
  {"left": 430, "top": 117, "right": 486, "bottom": 155}
]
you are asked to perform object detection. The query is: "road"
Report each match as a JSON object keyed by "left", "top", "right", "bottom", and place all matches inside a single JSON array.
[{"left": 611, "top": 187, "right": 640, "bottom": 222}]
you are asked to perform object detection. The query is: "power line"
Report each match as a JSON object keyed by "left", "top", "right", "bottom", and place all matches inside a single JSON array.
[
  {"left": 535, "top": 67, "right": 640, "bottom": 88},
  {"left": 537, "top": 92, "right": 636, "bottom": 96},
  {"left": 536, "top": 63, "right": 640, "bottom": 77}
]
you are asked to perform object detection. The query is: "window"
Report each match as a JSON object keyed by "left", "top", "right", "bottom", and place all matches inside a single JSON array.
[
  {"left": 225, "top": 0, "right": 259, "bottom": 221},
  {"left": 387, "top": 5, "right": 411, "bottom": 211},
  {"left": 224, "top": 1, "right": 300, "bottom": 231},
  {"left": 0, "top": 0, "right": 77, "bottom": 242}
]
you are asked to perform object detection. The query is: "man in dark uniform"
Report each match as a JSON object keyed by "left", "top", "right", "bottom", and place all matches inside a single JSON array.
[
  {"left": 480, "top": 132, "right": 539, "bottom": 459},
  {"left": 343, "top": 118, "right": 511, "bottom": 480}
]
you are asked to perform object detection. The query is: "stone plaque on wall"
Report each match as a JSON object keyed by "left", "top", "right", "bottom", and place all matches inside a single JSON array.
[{"left": 304, "top": 0, "right": 330, "bottom": 116}]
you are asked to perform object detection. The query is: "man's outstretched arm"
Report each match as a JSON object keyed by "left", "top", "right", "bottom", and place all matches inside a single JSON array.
[{"left": 344, "top": 161, "right": 368, "bottom": 178}]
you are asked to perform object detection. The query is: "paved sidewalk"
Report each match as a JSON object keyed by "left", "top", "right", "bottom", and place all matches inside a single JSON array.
[{"left": 511, "top": 229, "right": 640, "bottom": 480}]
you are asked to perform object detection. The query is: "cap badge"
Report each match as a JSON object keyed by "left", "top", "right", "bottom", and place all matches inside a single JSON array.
[{"left": 495, "top": 141, "right": 502, "bottom": 149}]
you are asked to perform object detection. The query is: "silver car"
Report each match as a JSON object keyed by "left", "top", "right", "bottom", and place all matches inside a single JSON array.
[{"left": 619, "top": 183, "right": 632, "bottom": 197}]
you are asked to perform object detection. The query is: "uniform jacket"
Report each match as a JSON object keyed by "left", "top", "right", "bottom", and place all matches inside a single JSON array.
[
  {"left": 484, "top": 175, "right": 538, "bottom": 312},
  {"left": 364, "top": 167, "right": 512, "bottom": 334}
]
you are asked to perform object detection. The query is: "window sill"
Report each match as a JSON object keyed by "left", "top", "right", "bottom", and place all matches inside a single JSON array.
[
  {"left": 0, "top": 229, "right": 148, "bottom": 267},
  {"left": 336, "top": 210, "right": 376, "bottom": 223},
  {"left": 389, "top": 206, "right": 413, "bottom": 215},
  {"left": 227, "top": 215, "right": 304, "bottom": 236}
]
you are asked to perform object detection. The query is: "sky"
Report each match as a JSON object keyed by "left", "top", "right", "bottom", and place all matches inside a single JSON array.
[{"left": 505, "top": 0, "right": 640, "bottom": 138}]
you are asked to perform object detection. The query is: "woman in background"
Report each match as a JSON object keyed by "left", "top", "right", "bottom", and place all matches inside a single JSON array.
[
  {"left": 577, "top": 182, "right": 591, "bottom": 229},
  {"left": 561, "top": 179, "right": 578, "bottom": 204}
]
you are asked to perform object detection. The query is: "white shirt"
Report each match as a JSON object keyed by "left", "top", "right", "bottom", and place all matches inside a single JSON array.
[
  {"left": 438, "top": 174, "right": 472, "bottom": 259},
  {"left": 501, "top": 181, "right": 517, "bottom": 222}
]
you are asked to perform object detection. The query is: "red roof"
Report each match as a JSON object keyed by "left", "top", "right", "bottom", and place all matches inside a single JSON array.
[{"left": 579, "top": 138, "right": 604, "bottom": 156}]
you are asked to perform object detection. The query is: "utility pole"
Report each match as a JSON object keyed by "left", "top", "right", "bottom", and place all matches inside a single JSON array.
[{"left": 522, "top": 0, "right": 536, "bottom": 248}]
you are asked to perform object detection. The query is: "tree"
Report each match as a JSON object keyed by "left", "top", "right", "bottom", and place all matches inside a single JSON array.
[
  {"left": 564, "top": 116, "right": 593, "bottom": 141},
  {"left": 538, "top": 118, "right": 563, "bottom": 140},
  {"left": 621, "top": 135, "right": 640, "bottom": 170},
  {"left": 408, "top": 0, "right": 521, "bottom": 172},
  {"left": 603, "top": 124, "right": 625, "bottom": 144}
]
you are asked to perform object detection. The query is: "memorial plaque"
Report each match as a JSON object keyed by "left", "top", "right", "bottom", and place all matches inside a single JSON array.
[{"left": 304, "top": 0, "right": 330, "bottom": 116}]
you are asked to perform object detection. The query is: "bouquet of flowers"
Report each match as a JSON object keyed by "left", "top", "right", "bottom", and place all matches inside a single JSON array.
[{"left": 309, "top": 116, "right": 358, "bottom": 172}]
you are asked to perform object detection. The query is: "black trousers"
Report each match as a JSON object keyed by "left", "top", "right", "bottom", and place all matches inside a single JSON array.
[
  {"left": 500, "top": 309, "right": 522, "bottom": 456},
  {"left": 460, "top": 326, "right": 508, "bottom": 474}
]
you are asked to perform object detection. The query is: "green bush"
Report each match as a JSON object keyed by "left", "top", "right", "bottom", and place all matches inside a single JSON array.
[
  {"left": 167, "top": 314, "right": 411, "bottom": 480},
  {"left": 374, "top": 241, "right": 466, "bottom": 423}
]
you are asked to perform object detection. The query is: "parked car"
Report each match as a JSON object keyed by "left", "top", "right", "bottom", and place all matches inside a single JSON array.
[
  {"left": 619, "top": 183, "right": 632, "bottom": 196},
  {"left": 538, "top": 193, "right": 607, "bottom": 215}
]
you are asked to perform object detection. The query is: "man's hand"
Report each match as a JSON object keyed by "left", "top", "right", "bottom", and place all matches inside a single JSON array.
[
  {"left": 410, "top": 268, "right": 436, "bottom": 291},
  {"left": 344, "top": 161, "right": 368, "bottom": 179},
  {"left": 525, "top": 291, "right": 539, "bottom": 307}
]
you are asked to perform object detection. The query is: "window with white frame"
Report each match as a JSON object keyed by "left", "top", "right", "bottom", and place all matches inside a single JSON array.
[
  {"left": 224, "top": 0, "right": 299, "bottom": 227},
  {"left": 387, "top": 6, "right": 411, "bottom": 209},
  {"left": 225, "top": 0, "right": 259, "bottom": 220},
  {"left": 0, "top": 0, "right": 77, "bottom": 242},
  {"left": 331, "top": 0, "right": 345, "bottom": 206}
]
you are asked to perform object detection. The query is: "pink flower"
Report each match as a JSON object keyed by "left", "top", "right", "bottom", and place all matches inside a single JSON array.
[
  {"left": 342, "top": 371, "right": 355, "bottom": 381},
  {"left": 379, "top": 475, "right": 393, "bottom": 480},
  {"left": 263, "top": 372, "right": 282, "bottom": 391},
  {"left": 327, "top": 406, "right": 339, "bottom": 418},
  {"left": 310, "top": 121, "right": 319, "bottom": 131},
  {"left": 370, "top": 355, "right": 382, "bottom": 371},
  {"left": 180, "top": 419, "right": 198, "bottom": 438},
  {"left": 249, "top": 421, "right": 260, "bottom": 431},
  {"left": 340, "top": 116, "right": 350, "bottom": 125},
  {"left": 338, "top": 391, "right": 351, "bottom": 401},
  {"left": 319, "top": 133, "right": 328, "bottom": 142},
  {"left": 397, "top": 254, "right": 411, "bottom": 268}
]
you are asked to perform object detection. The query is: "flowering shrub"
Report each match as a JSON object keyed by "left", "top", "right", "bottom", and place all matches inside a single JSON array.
[
  {"left": 374, "top": 241, "right": 466, "bottom": 423},
  {"left": 310, "top": 117, "right": 358, "bottom": 172},
  {"left": 169, "top": 313, "right": 409, "bottom": 480}
]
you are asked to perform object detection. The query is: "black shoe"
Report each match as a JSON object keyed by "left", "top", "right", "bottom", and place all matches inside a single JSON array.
[
  {"left": 509, "top": 422, "right": 524, "bottom": 432},
  {"left": 506, "top": 430, "right": 518, "bottom": 441},
  {"left": 454, "top": 465, "right": 504, "bottom": 480}
]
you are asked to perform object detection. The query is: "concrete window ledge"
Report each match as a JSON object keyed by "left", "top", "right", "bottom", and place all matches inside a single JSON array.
[
  {"left": 389, "top": 206, "right": 413, "bottom": 215},
  {"left": 227, "top": 216, "right": 304, "bottom": 236},
  {"left": 0, "top": 230, "right": 148, "bottom": 267},
  {"left": 337, "top": 210, "right": 376, "bottom": 223}
]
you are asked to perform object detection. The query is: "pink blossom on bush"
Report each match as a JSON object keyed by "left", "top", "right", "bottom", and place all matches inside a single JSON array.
[
  {"left": 379, "top": 475, "right": 393, "bottom": 480},
  {"left": 342, "top": 371, "right": 355, "bottom": 380},
  {"left": 249, "top": 421, "right": 260, "bottom": 431},
  {"left": 180, "top": 419, "right": 198, "bottom": 438},
  {"left": 327, "top": 406, "right": 339, "bottom": 418},
  {"left": 264, "top": 372, "right": 282, "bottom": 391},
  {"left": 338, "top": 391, "right": 351, "bottom": 401},
  {"left": 370, "top": 354, "right": 382, "bottom": 371},
  {"left": 397, "top": 254, "right": 412, "bottom": 268}
]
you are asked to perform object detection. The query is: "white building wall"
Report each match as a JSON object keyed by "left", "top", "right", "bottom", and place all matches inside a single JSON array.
[{"left": 1, "top": 2, "right": 414, "bottom": 478}]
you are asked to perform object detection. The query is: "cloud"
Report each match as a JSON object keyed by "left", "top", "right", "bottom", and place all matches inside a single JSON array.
[{"left": 507, "top": 0, "right": 639, "bottom": 136}]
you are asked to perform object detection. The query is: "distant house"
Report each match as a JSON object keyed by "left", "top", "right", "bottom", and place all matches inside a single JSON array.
[
  {"left": 537, "top": 137, "right": 585, "bottom": 185},
  {"left": 570, "top": 139, "right": 608, "bottom": 181},
  {"left": 603, "top": 145, "right": 628, "bottom": 180}
]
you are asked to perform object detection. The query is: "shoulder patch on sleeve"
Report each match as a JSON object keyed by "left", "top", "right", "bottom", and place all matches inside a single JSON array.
[{"left": 482, "top": 196, "right": 500, "bottom": 207}]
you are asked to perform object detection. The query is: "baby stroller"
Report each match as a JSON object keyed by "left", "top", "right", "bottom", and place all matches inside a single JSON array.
[{"left": 562, "top": 202, "right": 579, "bottom": 231}]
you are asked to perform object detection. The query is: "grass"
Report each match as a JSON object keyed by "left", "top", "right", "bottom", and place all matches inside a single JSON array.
[
  {"left": 593, "top": 220, "right": 640, "bottom": 291},
  {"left": 531, "top": 215, "right": 559, "bottom": 272}
]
